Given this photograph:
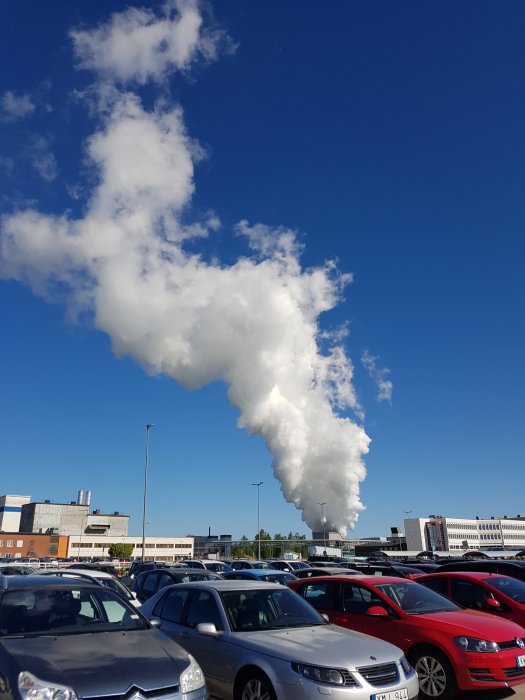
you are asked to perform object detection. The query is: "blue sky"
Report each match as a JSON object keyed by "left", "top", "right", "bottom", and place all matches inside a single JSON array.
[{"left": 1, "top": 1, "right": 524, "bottom": 541}]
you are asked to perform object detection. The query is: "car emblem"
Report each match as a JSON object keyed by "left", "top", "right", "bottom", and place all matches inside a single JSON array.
[
  {"left": 517, "top": 638, "right": 525, "bottom": 649},
  {"left": 127, "top": 692, "right": 146, "bottom": 700}
]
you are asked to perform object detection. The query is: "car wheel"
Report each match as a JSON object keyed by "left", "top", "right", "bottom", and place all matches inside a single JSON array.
[
  {"left": 236, "top": 670, "right": 276, "bottom": 700},
  {"left": 410, "top": 647, "right": 458, "bottom": 700}
]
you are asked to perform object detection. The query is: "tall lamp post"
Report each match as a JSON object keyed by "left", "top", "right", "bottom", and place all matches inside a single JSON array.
[
  {"left": 252, "top": 481, "right": 263, "bottom": 560},
  {"left": 318, "top": 502, "right": 326, "bottom": 544},
  {"left": 141, "top": 423, "right": 155, "bottom": 562}
]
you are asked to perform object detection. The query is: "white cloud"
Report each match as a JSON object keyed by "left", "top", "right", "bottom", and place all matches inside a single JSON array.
[
  {"left": 70, "top": 0, "right": 233, "bottom": 84},
  {"left": 362, "top": 350, "right": 393, "bottom": 403},
  {"left": 27, "top": 136, "right": 58, "bottom": 182},
  {"left": 0, "top": 1, "right": 369, "bottom": 537},
  {"left": 1, "top": 91, "right": 36, "bottom": 122}
]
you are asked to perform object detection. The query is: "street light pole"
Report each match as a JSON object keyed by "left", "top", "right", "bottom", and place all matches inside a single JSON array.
[
  {"left": 252, "top": 481, "right": 263, "bottom": 560},
  {"left": 141, "top": 423, "right": 155, "bottom": 563},
  {"left": 318, "top": 502, "right": 326, "bottom": 544}
]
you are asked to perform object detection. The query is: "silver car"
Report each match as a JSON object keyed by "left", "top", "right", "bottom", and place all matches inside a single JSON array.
[{"left": 139, "top": 580, "right": 419, "bottom": 700}]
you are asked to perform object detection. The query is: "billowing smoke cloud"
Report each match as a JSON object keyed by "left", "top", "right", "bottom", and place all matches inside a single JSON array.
[{"left": 0, "top": 0, "right": 370, "bottom": 535}]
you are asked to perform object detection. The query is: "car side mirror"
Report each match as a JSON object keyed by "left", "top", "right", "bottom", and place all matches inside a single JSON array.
[
  {"left": 367, "top": 605, "right": 390, "bottom": 617},
  {"left": 196, "top": 622, "right": 220, "bottom": 637},
  {"left": 149, "top": 617, "right": 161, "bottom": 628},
  {"left": 485, "top": 598, "right": 501, "bottom": 610}
]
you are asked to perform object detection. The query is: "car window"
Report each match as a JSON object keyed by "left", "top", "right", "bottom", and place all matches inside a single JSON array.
[
  {"left": 222, "top": 587, "right": 324, "bottom": 632},
  {"left": 300, "top": 581, "right": 338, "bottom": 608},
  {"left": 153, "top": 588, "right": 191, "bottom": 623},
  {"left": 141, "top": 572, "right": 160, "bottom": 597},
  {"left": 158, "top": 571, "right": 177, "bottom": 589},
  {"left": 422, "top": 578, "right": 448, "bottom": 596},
  {"left": 186, "top": 590, "right": 223, "bottom": 630},
  {"left": 484, "top": 576, "right": 525, "bottom": 604},
  {"left": 450, "top": 579, "right": 501, "bottom": 611},
  {"left": 0, "top": 587, "right": 145, "bottom": 635},
  {"left": 341, "top": 582, "right": 384, "bottom": 614},
  {"left": 376, "top": 581, "right": 459, "bottom": 613}
]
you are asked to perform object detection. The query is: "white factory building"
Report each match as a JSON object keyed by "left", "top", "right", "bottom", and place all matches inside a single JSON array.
[{"left": 405, "top": 515, "right": 525, "bottom": 552}]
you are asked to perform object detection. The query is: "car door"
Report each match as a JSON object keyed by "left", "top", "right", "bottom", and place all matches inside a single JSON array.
[
  {"left": 449, "top": 577, "right": 514, "bottom": 621},
  {"left": 322, "top": 580, "right": 414, "bottom": 650},
  {"left": 158, "top": 586, "right": 235, "bottom": 697}
]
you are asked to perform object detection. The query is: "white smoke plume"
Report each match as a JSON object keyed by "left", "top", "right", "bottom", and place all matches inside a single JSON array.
[{"left": 0, "top": 0, "right": 370, "bottom": 536}]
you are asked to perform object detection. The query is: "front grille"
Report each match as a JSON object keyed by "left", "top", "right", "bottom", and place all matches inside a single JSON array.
[
  {"left": 88, "top": 685, "right": 181, "bottom": 700},
  {"left": 504, "top": 667, "right": 525, "bottom": 679},
  {"left": 498, "top": 638, "right": 525, "bottom": 650},
  {"left": 339, "top": 670, "right": 359, "bottom": 687},
  {"left": 468, "top": 668, "right": 496, "bottom": 682},
  {"left": 357, "top": 662, "right": 400, "bottom": 687}
]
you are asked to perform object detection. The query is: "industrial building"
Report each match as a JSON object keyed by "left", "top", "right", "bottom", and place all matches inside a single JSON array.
[{"left": 405, "top": 515, "right": 525, "bottom": 552}]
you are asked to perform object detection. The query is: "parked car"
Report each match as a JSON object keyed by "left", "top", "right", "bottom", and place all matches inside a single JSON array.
[
  {"left": 0, "top": 565, "right": 37, "bottom": 576},
  {"left": 35, "top": 567, "right": 140, "bottom": 607},
  {"left": 139, "top": 579, "right": 419, "bottom": 700},
  {"left": 418, "top": 571, "right": 525, "bottom": 627},
  {"left": 201, "top": 561, "right": 232, "bottom": 573},
  {"left": 435, "top": 559, "right": 525, "bottom": 583},
  {"left": 120, "top": 560, "right": 171, "bottom": 587},
  {"left": 221, "top": 569, "right": 297, "bottom": 585},
  {"left": 227, "top": 560, "right": 272, "bottom": 570},
  {"left": 267, "top": 560, "right": 310, "bottom": 572},
  {"left": 289, "top": 574, "right": 525, "bottom": 700},
  {"left": 345, "top": 563, "right": 426, "bottom": 578},
  {"left": 132, "top": 568, "right": 223, "bottom": 604},
  {"left": 0, "top": 574, "right": 207, "bottom": 700},
  {"left": 293, "top": 567, "right": 361, "bottom": 579},
  {"left": 67, "top": 561, "right": 119, "bottom": 576}
]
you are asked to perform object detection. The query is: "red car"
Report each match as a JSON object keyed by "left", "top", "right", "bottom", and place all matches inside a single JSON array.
[
  {"left": 418, "top": 571, "right": 525, "bottom": 627},
  {"left": 289, "top": 574, "right": 525, "bottom": 700}
]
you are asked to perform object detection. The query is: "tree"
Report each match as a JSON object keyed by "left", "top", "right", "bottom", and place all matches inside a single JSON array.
[{"left": 108, "top": 543, "right": 133, "bottom": 560}]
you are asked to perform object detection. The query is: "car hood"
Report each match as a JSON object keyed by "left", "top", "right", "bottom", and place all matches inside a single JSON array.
[
  {"left": 417, "top": 609, "right": 525, "bottom": 639},
  {"left": 229, "top": 624, "right": 403, "bottom": 667},
  {"left": 2, "top": 629, "right": 190, "bottom": 696}
]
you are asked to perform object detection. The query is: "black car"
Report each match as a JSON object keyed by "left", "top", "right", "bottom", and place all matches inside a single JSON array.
[
  {"left": 345, "top": 562, "right": 425, "bottom": 577},
  {"left": 132, "top": 568, "right": 223, "bottom": 603},
  {"left": 67, "top": 562, "right": 119, "bottom": 576},
  {"left": 293, "top": 567, "right": 361, "bottom": 579},
  {"left": 0, "top": 574, "right": 208, "bottom": 700},
  {"left": 435, "top": 559, "right": 525, "bottom": 582}
]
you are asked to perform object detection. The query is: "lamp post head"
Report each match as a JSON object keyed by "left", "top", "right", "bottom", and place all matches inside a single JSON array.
[{"left": 146, "top": 423, "right": 155, "bottom": 430}]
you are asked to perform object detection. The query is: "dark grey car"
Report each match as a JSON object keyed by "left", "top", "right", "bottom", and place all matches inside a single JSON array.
[
  {"left": 132, "top": 568, "right": 223, "bottom": 604},
  {"left": 0, "top": 575, "right": 207, "bottom": 700}
]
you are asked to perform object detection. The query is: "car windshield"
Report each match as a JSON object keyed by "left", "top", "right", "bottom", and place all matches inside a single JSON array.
[
  {"left": 484, "top": 576, "right": 525, "bottom": 603},
  {"left": 376, "top": 581, "right": 460, "bottom": 614},
  {"left": 251, "top": 562, "right": 271, "bottom": 569},
  {"left": 100, "top": 577, "right": 135, "bottom": 600},
  {"left": 0, "top": 587, "right": 147, "bottom": 636},
  {"left": 222, "top": 587, "right": 326, "bottom": 631}
]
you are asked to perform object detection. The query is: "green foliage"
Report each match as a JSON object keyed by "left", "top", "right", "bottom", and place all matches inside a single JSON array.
[{"left": 108, "top": 542, "right": 133, "bottom": 560}]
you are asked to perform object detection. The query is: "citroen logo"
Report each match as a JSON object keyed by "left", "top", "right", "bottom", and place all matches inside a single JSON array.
[
  {"left": 517, "top": 638, "right": 525, "bottom": 649},
  {"left": 128, "top": 692, "right": 146, "bottom": 700}
]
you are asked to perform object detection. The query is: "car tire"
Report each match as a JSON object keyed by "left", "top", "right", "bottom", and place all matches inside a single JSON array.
[
  {"left": 409, "top": 647, "right": 458, "bottom": 700},
  {"left": 235, "top": 669, "right": 276, "bottom": 700}
]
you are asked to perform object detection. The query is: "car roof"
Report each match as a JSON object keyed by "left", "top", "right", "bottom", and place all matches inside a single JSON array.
[
  {"left": 137, "top": 567, "right": 222, "bottom": 576},
  {"left": 158, "top": 579, "right": 283, "bottom": 592},
  {"left": 419, "top": 571, "right": 511, "bottom": 581},
  {"left": 37, "top": 568, "right": 113, "bottom": 579},
  {"left": 0, "top": 574, "right": 102, "bottom": 590},
  {"left": 293, "top": 574, "right": 410, "bottom": 585}
]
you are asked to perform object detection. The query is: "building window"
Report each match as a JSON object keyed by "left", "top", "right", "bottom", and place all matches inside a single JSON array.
[
  {"left": 17, "top": 540, "right": 23, "bottom": 548},
  {"left": 7, "top": 540, "right": 13, "bottom": 547}
]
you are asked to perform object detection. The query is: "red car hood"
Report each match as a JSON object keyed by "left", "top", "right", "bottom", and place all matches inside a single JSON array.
[{"left": 419, "top": 608, "right": 525, "bottom": 640}]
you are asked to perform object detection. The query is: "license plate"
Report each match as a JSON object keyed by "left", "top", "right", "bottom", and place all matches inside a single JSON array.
[
  {"left": 371, "top": 689, "right": 408, "bottom": 700},
  {"left": 517, "top": 655, "right": 525, "bottom": 668}
]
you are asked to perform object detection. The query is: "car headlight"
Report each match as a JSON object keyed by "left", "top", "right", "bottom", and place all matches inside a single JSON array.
[
  {"left": 400, "top": 655, "right": 415, "bottom": 678},
  {"left": 291, "top": 662, "right": 354, "bottom": 686},
  {"left": 180, "top": 655, "right": 206, "bottom": 693},
  {"left": 454, "top": 636, "right": 500, "bottom": 653},
  {"left": 19, "top": 672, "right": 78, "bottom": 700}
]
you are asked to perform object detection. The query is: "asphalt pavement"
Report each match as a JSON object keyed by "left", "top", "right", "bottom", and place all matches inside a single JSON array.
[{"left": 460, "top": 685, "right": 525, "bottom": 700}]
